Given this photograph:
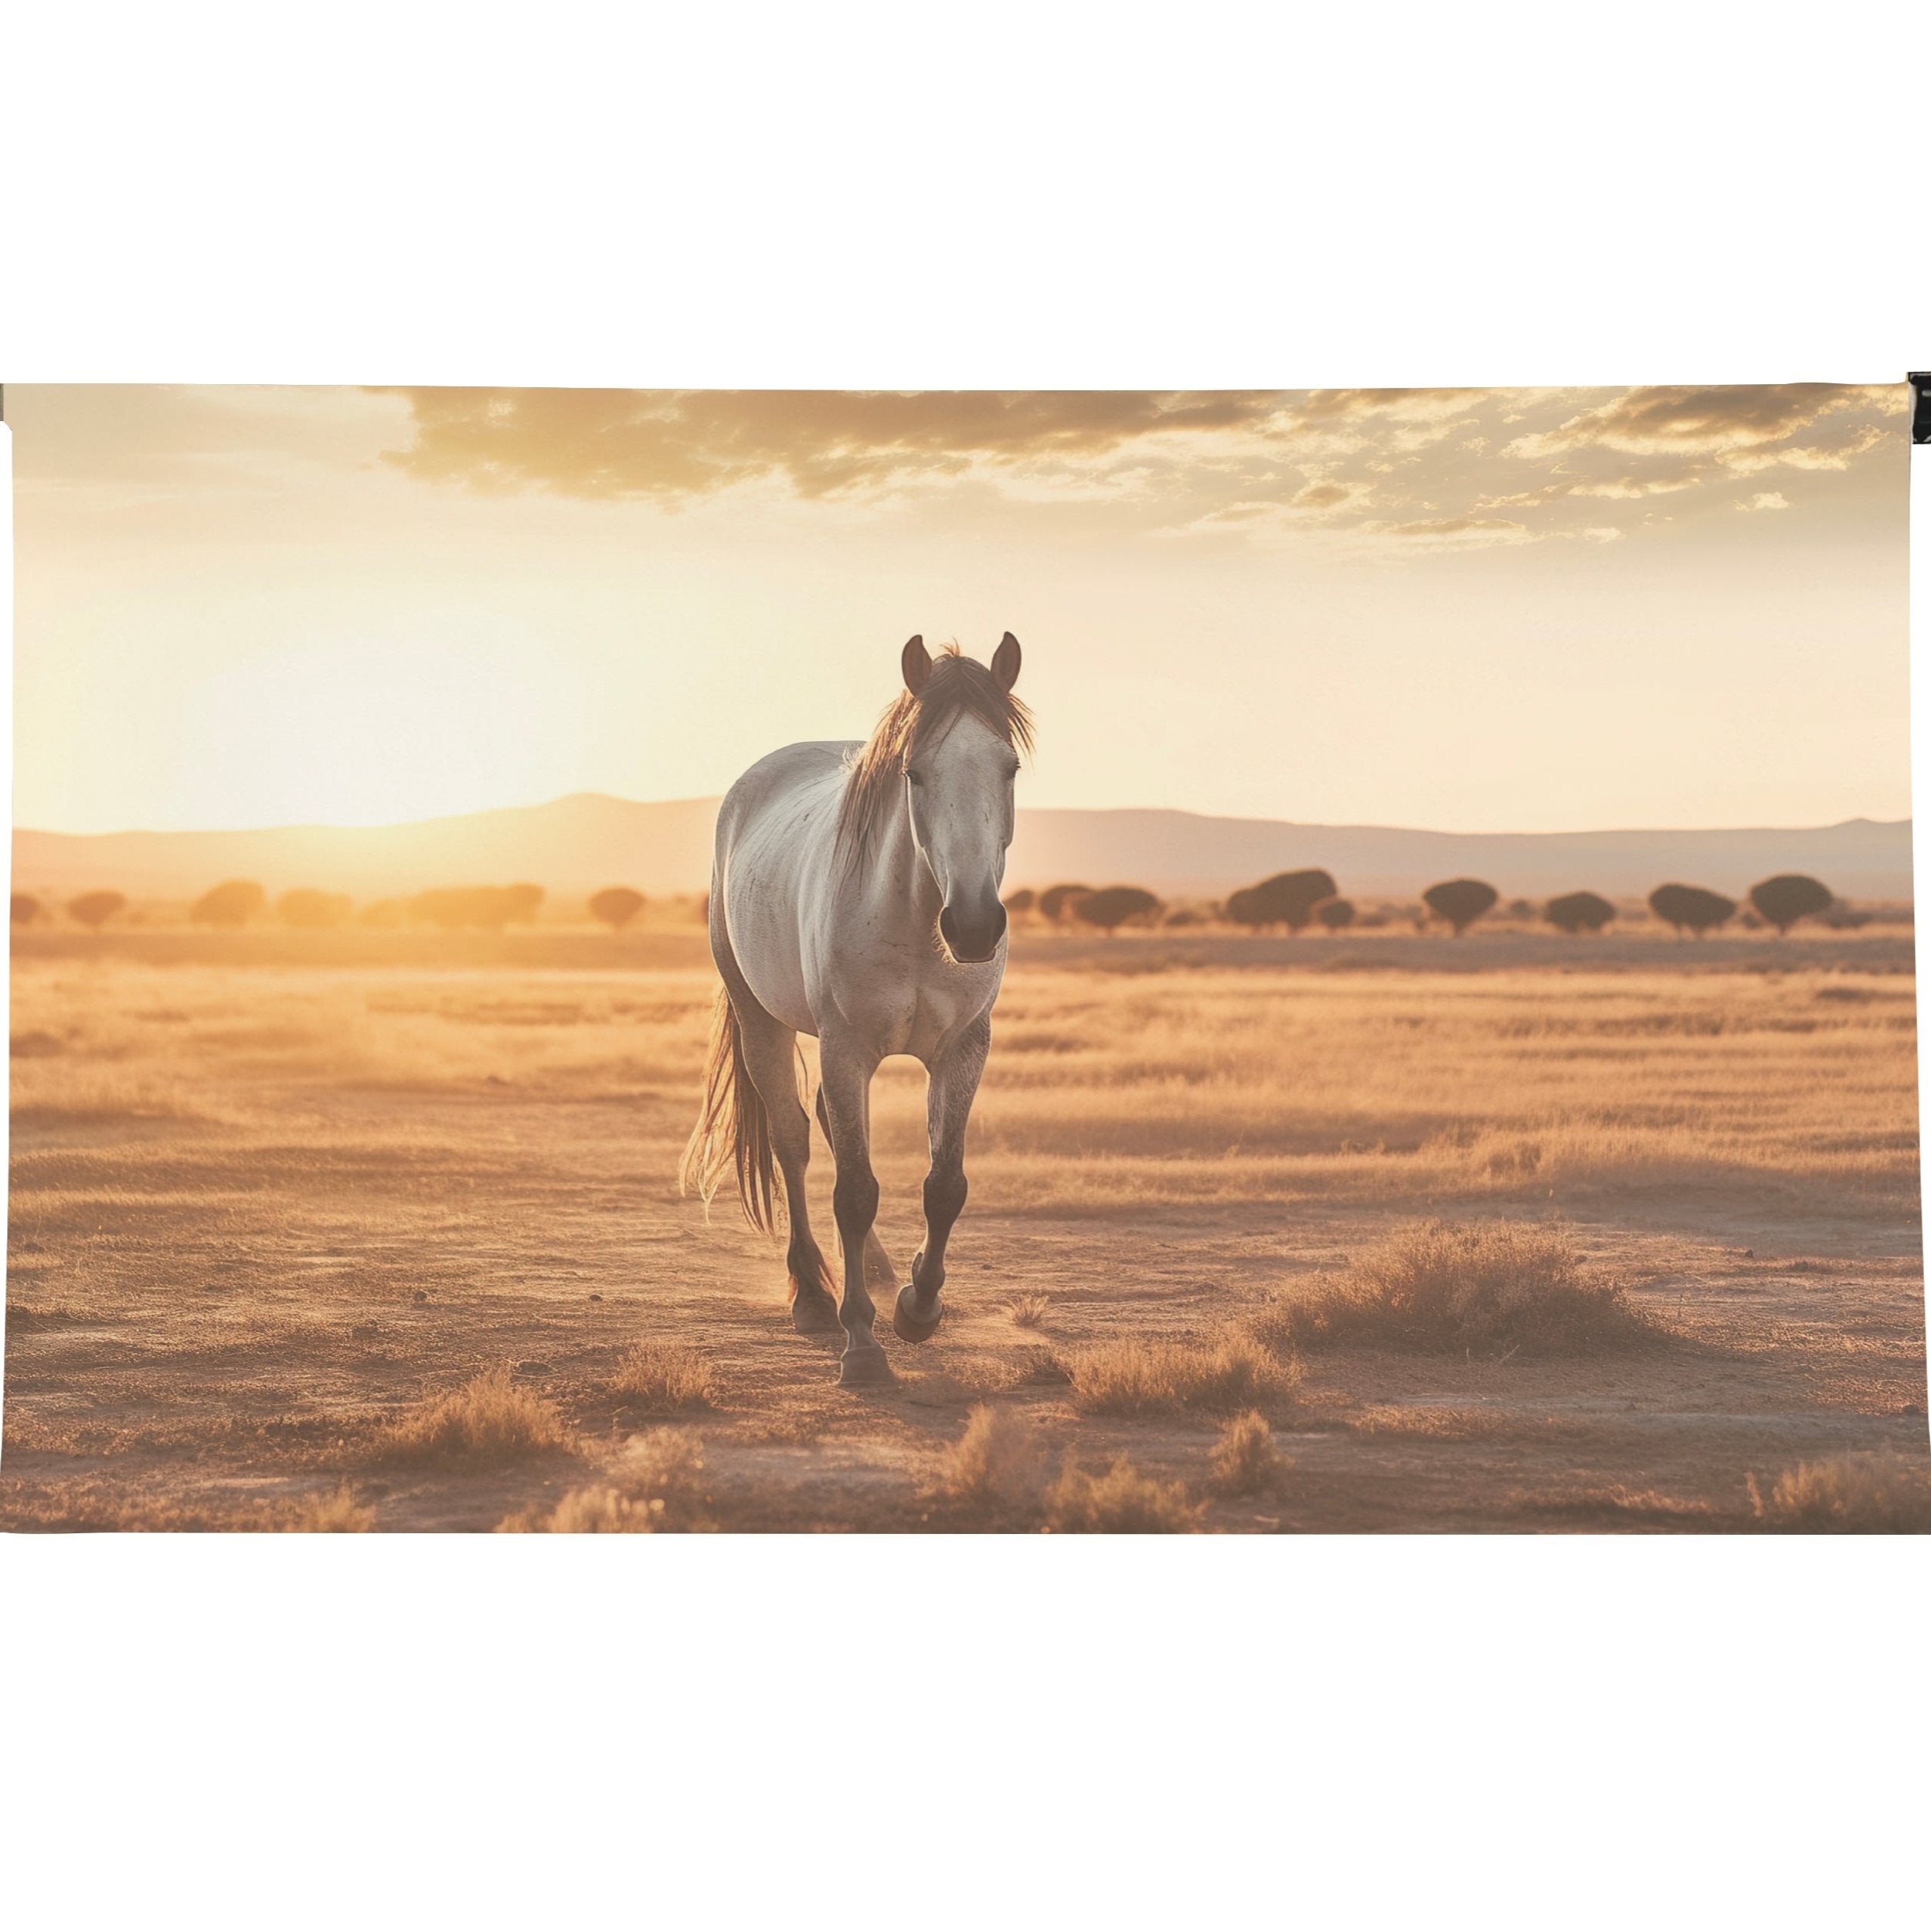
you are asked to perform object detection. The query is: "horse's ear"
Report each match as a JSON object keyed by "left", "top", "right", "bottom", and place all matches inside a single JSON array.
[
  {"left": 901, "top": 634, "right": 931, "bottom": 696},
  {"left": 991, "top": 631, "right": 1022, "bottom": 692}
]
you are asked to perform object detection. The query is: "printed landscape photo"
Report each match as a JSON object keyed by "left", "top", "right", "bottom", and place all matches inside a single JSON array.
[{"left": 4, "top": 382, "right": 1925, "bottom": 1532}]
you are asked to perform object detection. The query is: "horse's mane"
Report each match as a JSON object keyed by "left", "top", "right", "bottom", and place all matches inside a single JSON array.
[{"left": 836, "top": 646, "right": 1034, "bottom": 862}]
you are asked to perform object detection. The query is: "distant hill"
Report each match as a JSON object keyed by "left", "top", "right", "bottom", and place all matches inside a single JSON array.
[{"left": 11, "top": 794, "right": 1914, "bottom": 906}]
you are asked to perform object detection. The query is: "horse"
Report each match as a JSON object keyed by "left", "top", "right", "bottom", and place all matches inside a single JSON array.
[{"left": 681, "top": 633, "right": 1030, "bottom": 1386}]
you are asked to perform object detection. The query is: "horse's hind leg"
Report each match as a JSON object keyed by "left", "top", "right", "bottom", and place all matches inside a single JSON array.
[
  {"left": 717, "top": 956, "right": 838, "bottom": 1333},
  {"left": 894, "top": 1014, "right": 990, "bottom": 1345},
  {"left": 815, "top": 1087, "right": 898, "bottom": 1292}
]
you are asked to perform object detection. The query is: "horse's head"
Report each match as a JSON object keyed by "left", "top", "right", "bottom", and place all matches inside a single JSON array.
[{"left": 899, "top": 633, "right": 1025, "bottom": 964}]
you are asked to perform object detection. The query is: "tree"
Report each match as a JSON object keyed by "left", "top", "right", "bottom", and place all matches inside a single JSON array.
[
  {"left": 192, "top": 879, "right": 266, "bottom": 928},
  {"left": 11, "top": 893, "right": 39, "bottom": 925},
  {"left": 410, "top": 888, "right": 472, "bottom": 931},
  {"left": 1038, "top": 883, "right": 1093, "bottom": 924},
  {"left": 1225, "top": 869, "right": 1338, "bottom": 934},
  {"left": 590, "top": 886, "right": 646, "bottom": 932},
  {"left": 1001, "top": 887, "right": 1037, "bottom": 920},
  {"left": 69, "top": 889, "right": 127, "bottom": 930},
  {"left": 277, "top": 888, "right": 352, "bottom": 930},
  {"left": 359, "top": 898, "right": 406, "bottom": 929},
  {"left": 1648, "top": 883, "right": 1735, "bottom": 937},
  {"left": 1068, "top": 886, "right": 1162, "bottom": 933},
  {"left": 502, "top": 883, "right": 546, "bottom": 924},
  {"left": 1314, "top": 896, "right": 1355, "bottom": 933},
  {"left": 1506, "top": 898, "right": 1535, "bottom": 921},
  {"left": 1749, "top": 874, "right": 1833, "bottom": 936},
  {"left": 1543, "top": 890, "right": 1615, "bottom": 935},
  {"left": 1422, "top": 878, "right": 1499, "bottom": 936}
]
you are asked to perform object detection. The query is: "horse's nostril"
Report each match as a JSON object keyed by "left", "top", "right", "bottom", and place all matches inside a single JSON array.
[{"left": 939, "top": 903, "right": 1002, "bottom": 962}]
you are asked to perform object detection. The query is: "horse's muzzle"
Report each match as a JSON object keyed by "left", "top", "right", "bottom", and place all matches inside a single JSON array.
[{"left": 939, "top": 901, "right": 1007, "bottom": 964}]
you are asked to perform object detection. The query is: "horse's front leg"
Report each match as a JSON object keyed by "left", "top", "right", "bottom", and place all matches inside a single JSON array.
[
  {"left": 893, "top": 1013, "right": 991, "bottom": 1345},
  {"left": 818, "top": 1029, "right": 892, "bottom": 1387}
]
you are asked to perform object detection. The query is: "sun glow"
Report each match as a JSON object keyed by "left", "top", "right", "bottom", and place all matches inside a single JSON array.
[{"left": 169, "top": 634, "right": 593, "bottom": 828}]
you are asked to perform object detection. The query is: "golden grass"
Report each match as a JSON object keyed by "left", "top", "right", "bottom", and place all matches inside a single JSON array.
[
  {"left": 1208, "top": 1411, "right": 1287, "bottom": 1496},
  {"left": 284, "top": 1485, "right": 375, "bottom": 1532},
  {"left": 1749, "top": 1454, "right": 1931, "bottom": 1533},
  {"left": 503, "top": 1486, "right": 662, "bottom": 1533},
  {"left": 377, "top": 1365, "right": 575, "bottom": 1464},
  {"left": 933, "top": 1403, "right": 1043, "bottom": 1511},
  {"left": 12, "top": 956, "right": 1916, "bottom": 1222},
  {"left": 1066, "top": 1326, "right": 1301, "bottom": 1417},
  {"left": 1253, "top": 1219, "right": 1654, "bottom": 1355},
  {"left": 608, "top": 1342, "right": 718, "bottom": 1413},
  {"left": 1008, "top": 1293, "right": 1051, "bottom": 1328},
  {"left": 500, "top": 1427, "right": 709, "bottom": 1532},
  {"left": 1046, "top": 1457, "right": 1201, "bottom": 1533}
]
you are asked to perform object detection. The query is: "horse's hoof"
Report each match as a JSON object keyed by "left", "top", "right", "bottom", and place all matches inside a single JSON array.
[
  {"left": 838, "top": 1342, "right": 895, "bottom": 1388},
  {"left": 892, "top": 1284, "right": 943, "bottom": 1344},
  {"left": 791, "top": 1288, "right": 841, "bottom": 1335}
]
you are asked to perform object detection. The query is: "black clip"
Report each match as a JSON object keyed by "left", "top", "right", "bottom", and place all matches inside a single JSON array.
[{"left": 1911, "top": 372, "right": 1931, "bottom": 444}]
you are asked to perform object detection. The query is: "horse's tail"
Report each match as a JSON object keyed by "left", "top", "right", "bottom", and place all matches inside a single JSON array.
[{"left": 680, "top": 988, "right": 780, "bottom": 1233}]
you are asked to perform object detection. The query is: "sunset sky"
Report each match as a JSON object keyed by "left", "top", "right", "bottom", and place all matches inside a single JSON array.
[{"left": 7, "top": 382, "right": 1910, "bottom": 835}]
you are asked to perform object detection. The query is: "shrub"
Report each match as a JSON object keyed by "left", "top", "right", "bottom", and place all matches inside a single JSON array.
[
  {"left": 1038, "top": 883, "right": 1093, "bottom": 923},
  {"left": 1749, "top": 874, "right": 1833, "bottom": 935},
  {"left": 934, "top": 1404, "right": 1043, "bottom": 1510},
  {"left": 1648, "top": 883, "right": 1735, "bottom": 937},
  {"left": 502, "top": 883, "right": 546, "bottom": 923},
  {"left": 590, "top": 886, "right": 646, "bottom": 932},
  {"left": 1067, "top": 1327, "right": 1300, "bottom": 1417},
  {"left": 192, "top": 879, "right": 267, "bottom": 928},
  {"left": 608, "top": 1342, "right": 717, "bottom": 1412},
  {"left": 277, "top": 888, "right": 352, "bottom": 930},
  {"left": 1001, "top": 886, "right": 1037, "bottom": 918},
  {"left": 11, "top": 893, "right": 40, "bottom": 925},
  {"left": 1544, "top": 890, "right": 1615, "bottom": 935},
  {"left": 1208, "top": 1411, "right": 1287, "bottom": 1497},
  {"left": 285, "top": 1485, "right": 375, "bottom": 1532},
  {"left": 1047, "top": 1457, "right": 1200, "bottom": 1533},
  {"left": 1253, "top": 1220, "right": 1653, "bottom": 1355},
  {"left": 378, "top": 1364, "right": 574, "bottom": 1464},
  {"left": 1422, "top": 878, "right": 1499, "bottom": 935},
  {"left": 1008, "top": 1293, "right": 1050, "bottom": 1328},
  {"left": 1750, "top": 1454, "right": 1931, "bottom": 1533},
  {"left": 1069, "top": 885, "right": 1163, "bottom": 933},
  {"left": 503, "top": 1427, "right": 709, "bottom": 1532},
  {"left": 1225, "top": 869, "right": 1338, "bottom": 933},
  {"left": 1314, "top": 896, "right": 1355, "bottom": 933},
  {"left": 358, "top": 897, "right": 406, "bottom": 928},
  {"left": 67, "top": 890, "right": 127, "bottom": 930},
  {"left": 527, "top": 1486, "right": 662, "bottom": 1532}
]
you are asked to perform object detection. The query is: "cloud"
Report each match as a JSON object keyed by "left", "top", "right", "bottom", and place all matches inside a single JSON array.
[
  {"left": 1737, "top": 491, "right": 1790, "bottom": 512},
  {"left": 1505, "top": 385, "right": 1867, "bottom": 460},
  {"left": 376, "top": 388, "right": 1294, "bottom": 501},
  {"left": 368, "top": 381, "right": 1906, "bottom": 556},
  {"left": 1374, "top": 515, "right": 1532, "bottom": 547}
]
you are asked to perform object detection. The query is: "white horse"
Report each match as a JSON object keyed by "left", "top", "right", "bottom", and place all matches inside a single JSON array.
[{"left": 682, "top": 634, "right": 1029, "bottom": 1386}]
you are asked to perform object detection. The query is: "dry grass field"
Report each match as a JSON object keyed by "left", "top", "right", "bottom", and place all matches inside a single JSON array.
[{"left": 5, "top": 925, "right": 1927, "bottom": 1532}]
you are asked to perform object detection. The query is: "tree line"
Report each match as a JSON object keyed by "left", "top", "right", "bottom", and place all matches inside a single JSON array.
[
  {"left": 9, "top": 883, "right": 662, "bottom": 934},
  {"left": 1001, "top": 871, "right": 1860, "bottom": 937}
]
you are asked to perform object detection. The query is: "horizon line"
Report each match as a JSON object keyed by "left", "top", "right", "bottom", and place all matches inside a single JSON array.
[{"left": 10, "top": 790, "right": 1916, "bottom": 845}]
